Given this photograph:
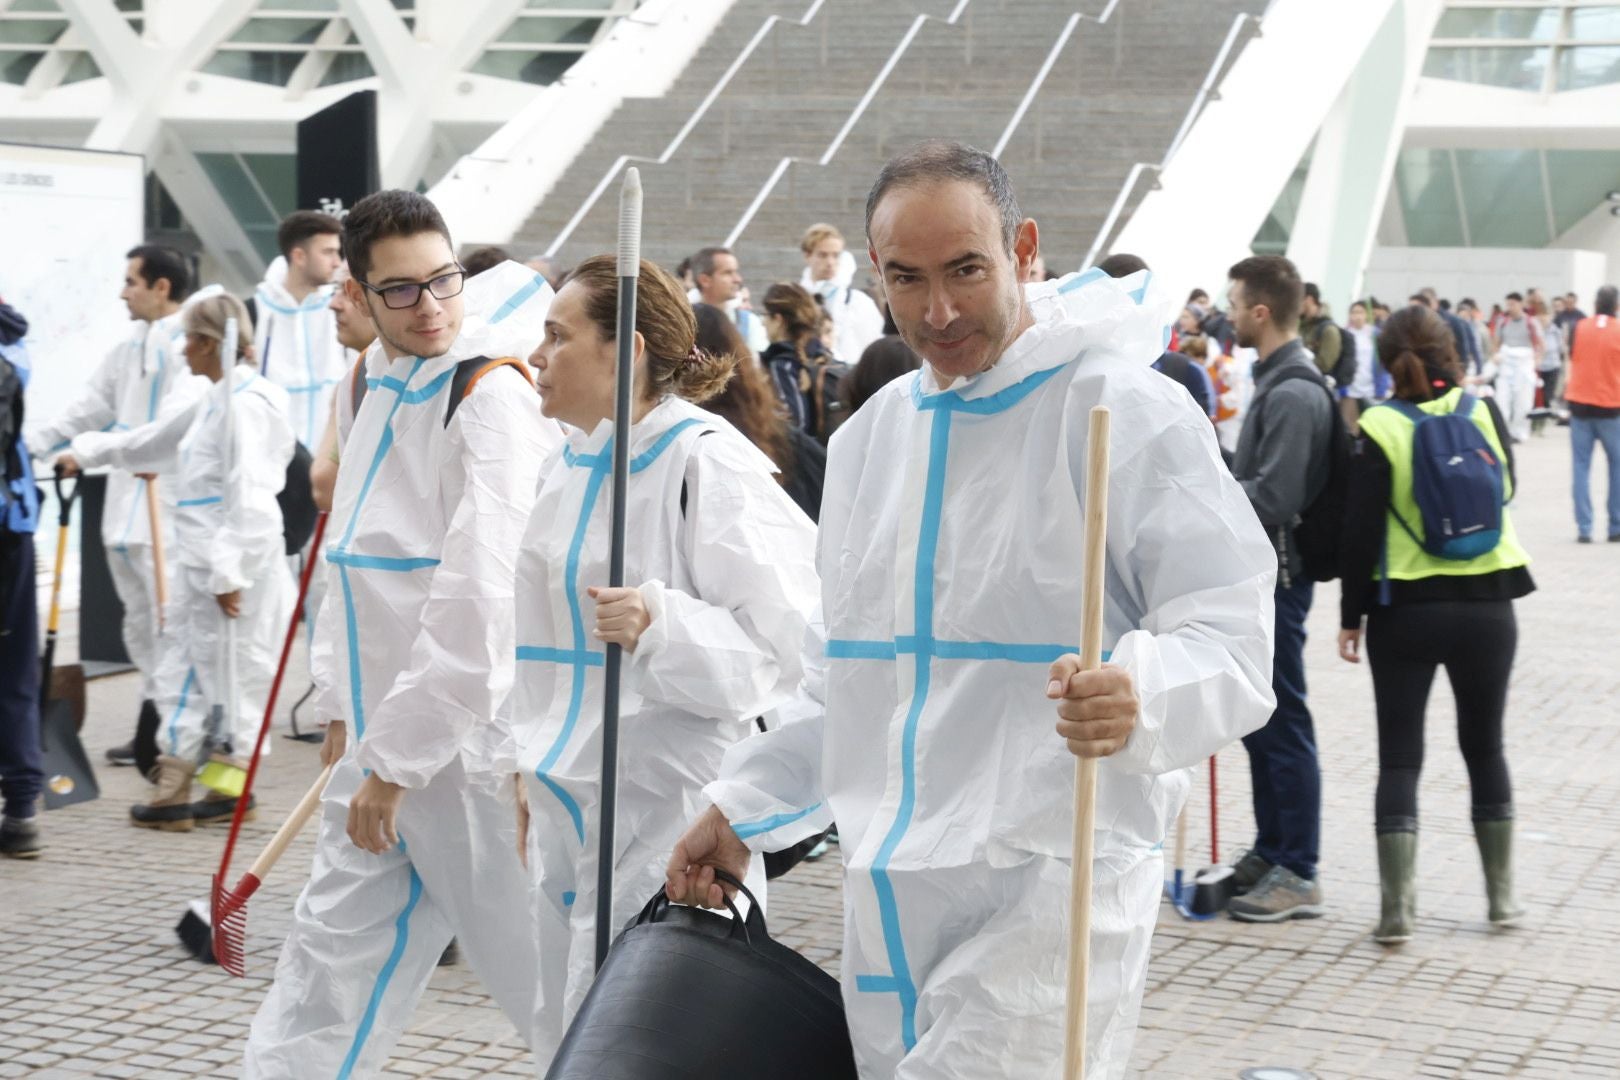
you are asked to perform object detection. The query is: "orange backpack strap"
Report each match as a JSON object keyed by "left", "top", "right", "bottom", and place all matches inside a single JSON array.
[{"left": 444, "top": 355, "right": 534, "bottom": 428}]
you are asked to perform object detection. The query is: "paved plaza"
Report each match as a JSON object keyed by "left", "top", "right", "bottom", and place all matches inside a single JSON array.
[{"left": 3, "top": 428, "right": 1618, "bottom": 1079}]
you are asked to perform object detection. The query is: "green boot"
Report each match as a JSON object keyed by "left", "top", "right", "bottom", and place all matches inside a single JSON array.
[
  {"left": 1473, "top": 817, "right": 1526, "bottom": 926},
  {"left": 1373, "top": 830, "right": 1417, "bottom": 945}
]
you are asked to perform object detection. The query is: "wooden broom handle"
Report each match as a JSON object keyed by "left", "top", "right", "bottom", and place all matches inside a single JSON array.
[
  {"left": 247, "top": 765, "right": 333, "bottom": 881},
  {"left": 1063, "top": 405, "right": 1110, "bottom": 1079},
  {"left": 146, "top": 479, "right": 168, "bottom": 626}
]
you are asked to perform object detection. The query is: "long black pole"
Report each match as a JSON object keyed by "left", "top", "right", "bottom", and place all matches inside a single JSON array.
[{"left": 596, "top": 166, "right": 642, "bottom": 970}]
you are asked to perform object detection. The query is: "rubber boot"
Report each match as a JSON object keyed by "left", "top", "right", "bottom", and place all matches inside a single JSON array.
[
  {"left": 1473, "top": 817, "right": 1526, "bottom": 926},
  {"left": 133, "top": 699, "right": 162, "bottom": 780},
  {"left": 130, "top": 756, "right": 196, "bottom": 832},
  {"left": 1372, "top": 830, "right": 1417, "bottom": 945}
]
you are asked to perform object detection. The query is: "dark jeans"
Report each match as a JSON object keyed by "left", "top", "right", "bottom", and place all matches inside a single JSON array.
[
  {"left": 1242, "top": 577, "right": 1320, "bottom": 880},
  {"left": 0, "top": 532, "right": 42, "bottom": 820},
  {"left": 1367, "top": 600, "right": 1515, "bottom": 832}
]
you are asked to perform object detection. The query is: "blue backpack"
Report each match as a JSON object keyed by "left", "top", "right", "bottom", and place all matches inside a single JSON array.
[{"left": 1385, "top": 394, "right": 1505, "bottom": 561}]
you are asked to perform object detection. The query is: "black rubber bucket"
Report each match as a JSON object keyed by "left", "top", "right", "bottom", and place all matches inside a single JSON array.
[{"left": 545, "top": 872, "right": 857, "bottom": 1080}]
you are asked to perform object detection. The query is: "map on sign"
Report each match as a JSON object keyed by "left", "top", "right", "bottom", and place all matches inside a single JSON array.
[{"left": 0, "top": 142, "right": 144, "bottom": 429}]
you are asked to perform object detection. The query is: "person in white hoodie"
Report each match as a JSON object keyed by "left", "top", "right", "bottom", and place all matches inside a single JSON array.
[
  {"left": 250, "top": 211, "right": 346, "bottom": 450},
  {"left": 244, "top": 191, "right": 559, "bottom": 1079},
  {"left": 30, "top": 246, "right": 209, "bottom": 777},
  {"left": 799, "top": 222, "right": 885, "bottom": 364},
  {"left": 666, "top": 142, "right": 1278, "bottom": 1080}
]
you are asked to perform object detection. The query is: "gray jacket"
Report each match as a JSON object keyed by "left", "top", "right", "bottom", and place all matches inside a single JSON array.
[{"left": 1233, "top": 339, "right": 1334, "bottom": 582}]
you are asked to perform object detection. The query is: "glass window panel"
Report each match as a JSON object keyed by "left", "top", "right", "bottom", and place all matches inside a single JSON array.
[
  {"left": 229, "top": 17, "right": 328, "bottom": 45},
  {"left": 0, "top": 51, "right": 43, "bottom": 85},
  {"left": 1432, "top": 7, "right": 1560, "bottom": 41},
  {"left": 114, "top": 0, "right": 142, "bottom": 11},
  {"left": 0, "top": 19, "right": 67, "bottom": 45},
  {"left": 7, "top": 0, "right": 62, "bottom": 11},
  {"left": 497, "top": 16, "right": 601, "bottom": 44},
  {"left": 470, "top": 49, "right": 577, "bottom": 84},
  {"left": 1396, "top": 148, "right": 1467, "bottom": 247},
  {"left": 1570, "top": 6, "right": 1620, "bottom": 40},
  {"left": 258, "top": 0, "right": 339, "bottom": 10},
  {"left": 527, "top": 0, "right": 620, "bottom": 9},
  {"left": 318, "top": 50, "right": 375, "bottom": 86},
  {"left": 1558, "top": 45, "right": 1620, "bottom": 89},
  {"left": 1546, "top": 150, "right": 1620, "bottom": 234},
  {"left": 196, "top": 153, "right": 295, "bottom": 261},
  {"left": 1455, "top": 149, "right": 1551, "bottom": 247},
  {"left": 200, "top": 49, "right": 304, "bottom": 85},
  {"left": 1423, "top": 45, "right": 1549, "bottom": 89},
  {"left": 59, "top": 51, "right": 101, "bottom": 85}
]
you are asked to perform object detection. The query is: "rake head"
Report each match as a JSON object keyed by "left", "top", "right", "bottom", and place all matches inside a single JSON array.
[{"left": 210, "top": 870, "right": 262, "bottom": 977}]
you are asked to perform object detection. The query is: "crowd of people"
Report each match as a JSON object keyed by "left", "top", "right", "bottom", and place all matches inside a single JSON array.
[{"left": 0, "top": 136, "right": 1617, "bottom": 1079}]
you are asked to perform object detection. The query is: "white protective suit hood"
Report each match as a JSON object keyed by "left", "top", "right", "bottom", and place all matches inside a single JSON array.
[
  {"left": 252, "top": 256, "right": 346, "bottom": 447},
  {"left": 705, "top": 267, "right": 1277, "bottom": 1078}
]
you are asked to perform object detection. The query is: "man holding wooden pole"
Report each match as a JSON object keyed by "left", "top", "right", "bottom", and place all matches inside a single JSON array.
[{"left": 666, "top": 141, "right": 1277, "bottom": 1078}]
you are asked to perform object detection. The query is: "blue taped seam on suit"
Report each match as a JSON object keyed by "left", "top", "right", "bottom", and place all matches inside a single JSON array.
[
  {"left": 489, "top": 273, "right": 547, "bottom": 325},
  {"left": 337, "top": 864, "right": 424, "bottom": 1080},
  {"left": 327, "top": 551, "right": 441, "bottom": 573},
  {"left": 855, "top": 359, "right": 1102, "bottom": 1052},
  {"left": 177, "top": 495, "right": 221, "bottom": 508},
  {"left": 531, "top": 416, "right": 706, "bottom": 845},
  {"left": 733, "top": 802, "right": 823, "bottom": 840},
  {"left": 516, "top": 646, "right": 604, "bottom": 668},
  {"left": 166, "top": 667, "right": 196, "bottom": 755}
]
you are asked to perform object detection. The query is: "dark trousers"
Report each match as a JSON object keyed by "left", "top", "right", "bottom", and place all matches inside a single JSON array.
[
  {"left": 0, "top": 532, "right": 42, "bottom": 819},
  {"left": 1367, "top": 600, "right": 1516, "bottom": 831},
  {"left": 1242, "top": 577, "right": 1321, "bottom": 880}
]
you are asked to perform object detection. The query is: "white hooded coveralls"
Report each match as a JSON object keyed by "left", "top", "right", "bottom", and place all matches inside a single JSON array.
[
  {"left": 25, "top": 310, "right": 204, "bottom": 696},
  {"left": 703, "top": 270, "right": 1278, "bottom": 1079},
  {"left": 245, "top": 266, "right": 561, "bottom": 1079},
  {"left": 801, "top": 250, "right": 886, "bottom": 364},
  {"left": 252, "top": 256, "right": 348, "bottom": 450},
  {"left": 510, "top": 396, "right": 818, "bottom": 1065},
  {"left": 70, "top": 367, "right": 295, "bottom": 761}
]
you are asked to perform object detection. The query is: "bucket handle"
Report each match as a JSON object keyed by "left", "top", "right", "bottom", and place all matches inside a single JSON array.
[{"left": 638, "top": 868, "right": 764, "bottom": 945}]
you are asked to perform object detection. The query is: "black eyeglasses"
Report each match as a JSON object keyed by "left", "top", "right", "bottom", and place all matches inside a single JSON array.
[{"left": 360, "top": 269, "right": 466, "bottom": 310}]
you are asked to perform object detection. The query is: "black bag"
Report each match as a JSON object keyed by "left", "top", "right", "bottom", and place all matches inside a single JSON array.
[
  {"left": 278, "top": 441, "right": 318, "bottom": 556},
  {"left": 546, "top": 871, "right": 857, "bottom": 1080},
  {"left": 1329, "top": 324, "right": 1358, "bottom": 391},
  {"left": 1268, "top": 366, "right": 1350, "bottom": 582}
]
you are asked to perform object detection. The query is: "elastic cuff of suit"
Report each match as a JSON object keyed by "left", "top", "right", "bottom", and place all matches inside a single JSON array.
[
  {"left": 1471, "top": 802, "right": 1514, "bottom": 823},
  {"left": 1375, "top": 815, "right": 1419, "bottom": 835}
]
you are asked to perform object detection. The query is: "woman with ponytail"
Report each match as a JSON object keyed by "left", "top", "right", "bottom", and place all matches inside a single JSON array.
[
  {"left": 511, "top": 255, "right": 819, "bottom": 1064},
  {"left": 759, "top": 281, "right": 843, "bottom": 440},
  {"left": 1337, "top": 304, "right": 1534, "bottom": 946}
]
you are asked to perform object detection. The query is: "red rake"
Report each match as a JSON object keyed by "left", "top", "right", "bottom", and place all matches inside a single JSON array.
[
  {"left": 212, "top": 764, "right": 332, "bottom": 975},
  {"left": 207, "top": 512, "right": 329, "bottom": 976}
]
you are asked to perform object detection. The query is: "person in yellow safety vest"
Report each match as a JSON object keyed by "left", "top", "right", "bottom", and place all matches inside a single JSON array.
[{"left": 1335, "top": 305, "right": 1534, "bottom": 947}]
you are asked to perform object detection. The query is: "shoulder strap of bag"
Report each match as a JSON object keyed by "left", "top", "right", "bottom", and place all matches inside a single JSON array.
[{"left": 444, "top": 355, "right": 533, "bottom": 428}]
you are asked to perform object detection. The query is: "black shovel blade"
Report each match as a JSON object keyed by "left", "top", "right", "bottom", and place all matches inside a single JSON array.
[{"left": 41, "top": 699, "right": 100, "bottom": 811}]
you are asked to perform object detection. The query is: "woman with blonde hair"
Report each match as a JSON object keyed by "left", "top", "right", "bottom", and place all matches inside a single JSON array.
[
  {"left": 513, "top": 255, "right": 819, "bottom": 1065},
  {"left": 67, "top": 292, "right": 296, "bottom": 829}
]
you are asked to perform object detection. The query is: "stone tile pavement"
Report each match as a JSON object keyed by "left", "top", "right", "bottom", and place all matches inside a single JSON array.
[{"left": 2, "top": 429, "right": 1617, "bottom": 1079}]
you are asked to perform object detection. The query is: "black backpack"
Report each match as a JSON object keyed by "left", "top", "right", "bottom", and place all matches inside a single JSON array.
[
  {"left": 1329, "top": 324, "right": 1358, "bottom": 391},
  {"left": 1265, "top": 366, "right": 1351, "bottom": 582},
  {"left": 278, "top": 440, "right": 317, "bottom": 555}
]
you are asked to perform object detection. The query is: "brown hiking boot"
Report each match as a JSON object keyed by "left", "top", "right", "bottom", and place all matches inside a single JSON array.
[{"left": 131, "top": 756, "right": 196, "bottom": 832}]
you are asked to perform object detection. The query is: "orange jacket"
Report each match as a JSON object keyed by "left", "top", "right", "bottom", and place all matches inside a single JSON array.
[{"left": 1567, "top": 313, "right": 1620, "bottom": 410}]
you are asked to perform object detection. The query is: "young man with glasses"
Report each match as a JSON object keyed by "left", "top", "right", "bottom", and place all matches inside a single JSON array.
[{"left": 245, "top": 190, "right": 560, "bottom": 1078}]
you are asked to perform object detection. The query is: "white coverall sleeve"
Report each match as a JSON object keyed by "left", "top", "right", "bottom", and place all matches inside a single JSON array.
[
  {"left": 68, "top": 385, "right": 204, "bottom": 475},
  {"left": 353, "top": 370, "right": 548, "bottom": 789},
  {"left": 625, "top": 436, "right": 818, "bottom": 723},
  {"left": 702, "top": 606, "right": 835, "bottom": 854},
  {"left": 308, "top": 553, "right": 344, "bottom": 725},
  {"left": 26, "top": 347, "right": 124, "bottom": 458},
  {"left": 1090, "top": 384, "right": 1279, "bottom": 776},
  {"left": 208, "top": 395, "right": 290, "bottom": 594}
]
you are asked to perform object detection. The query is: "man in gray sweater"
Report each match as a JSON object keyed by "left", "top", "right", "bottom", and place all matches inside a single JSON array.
[{"left": 1225, "top": 255, "right": 1334, "bottom": 922}]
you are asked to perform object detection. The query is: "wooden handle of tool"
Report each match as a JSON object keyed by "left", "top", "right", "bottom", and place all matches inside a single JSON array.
[
  {"left": 1175, "top": 808, "right": 1188, "bottom": 876},
  {"left": 146, "top": 479, "right": 168, "bottom": 622},
  {"left": 1063, "top": 405, "right": 1110, "bottom": 1080},
  {"left": 247, "top": 765, "right": 332, "bottom": 881}
]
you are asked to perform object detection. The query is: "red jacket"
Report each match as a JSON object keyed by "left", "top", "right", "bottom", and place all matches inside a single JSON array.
[{"left": 1567, "top": 313, "right": 1620, "bottom": 409}]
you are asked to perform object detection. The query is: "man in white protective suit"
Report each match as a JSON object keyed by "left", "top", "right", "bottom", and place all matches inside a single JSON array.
[
  {"left": 29, "top": 246, "right": 209, "bottom": 776},
  {"left": 244, "top": 190, "right": 561, "bottom": 1079},
  {"left": 249, "top": 211, "right": 347, "bottom": 450},
  {"left": 799, "top": 222, "right": 887, "bottom": 363},
  {"left": 666, "top": 141, "right": 1279, "bottom": 1079}
]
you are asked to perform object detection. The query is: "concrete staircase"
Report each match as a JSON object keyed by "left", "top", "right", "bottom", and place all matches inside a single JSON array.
[{"left": 515, "top": 0, "right": 1266, "bottom": 289}]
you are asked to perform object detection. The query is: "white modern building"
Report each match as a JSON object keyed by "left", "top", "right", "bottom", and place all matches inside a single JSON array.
[{"left": 3, "top": 0, "right": 1618, "bottom": 307}]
